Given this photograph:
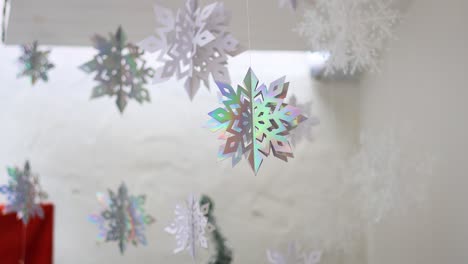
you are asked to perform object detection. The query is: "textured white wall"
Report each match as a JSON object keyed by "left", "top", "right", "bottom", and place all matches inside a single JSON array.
[
  {"left": 360, "top": 0, "right": 468, "bottom": 263},
  {"left": 0, "top": 48, "right": 365, "bottom": 263}
]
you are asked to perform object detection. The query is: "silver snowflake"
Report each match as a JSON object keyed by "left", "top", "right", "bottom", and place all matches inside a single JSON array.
[
  {"left": 139, "top": 0, "right": 244, "bottom": 99},
  {"left": 287, "top": 95, "right": 319, "bottom": 146},
  {"left": 89, "top": 183, "right": 155, "bottom": 254},
  {"left": 165, "top": 194, "right": 215, "bottom": 259},
  {"left": 297, "top": 0, "right": 399, "bottom": 75},
  {"left": 267, "top": 242, "right": 322, "bottom": 264},
  {"left": 0, "top": 161, "right": 48, "bottom": 225},
  {"left": 279, "top": 0, "right": 298, "bottom": 10}
]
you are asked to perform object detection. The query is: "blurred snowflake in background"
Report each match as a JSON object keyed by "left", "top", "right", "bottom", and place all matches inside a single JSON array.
[
  {"left": 89, "top": 182, "right": 155, "bottom": 254},
  {"left": 18, "top": 41, "right": 54, "bottom": 85},
  {"left": 165, "top": 194, "right": 215, "bottom": 259},
  {"left": 267, "top": 242, "right": 321, "bottom": 264},
  {"left": 297, "top": 0, "right": 399, "bottom": 75},
  {"left": 139, "top": 0, "right": 243, "bottom": 99},
  {"left": 0, "top": 161, "right": 47, "bottom": 225}
]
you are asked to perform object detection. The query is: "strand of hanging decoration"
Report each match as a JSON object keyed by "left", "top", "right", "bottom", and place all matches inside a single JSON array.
[
  {"left": 138, "top": 0, "right": 244, "bottom": 100},
  {"left": 297, "top": 0, "right": 399, "bottom": 75},
  {"left": 80, "top": 26, "right": 154, "bottom": 113},
  {"left": 17, "top": 41, "right": 55, "bottom": 85},
  {"left": 89, "top": 182, "right": 155, "bottom": 254},
  {"left": 165, "top": 193, "right": 215, "bottom": 262},
  {"left": 205, "top": 0, "right": 315, "bottom": 175}
]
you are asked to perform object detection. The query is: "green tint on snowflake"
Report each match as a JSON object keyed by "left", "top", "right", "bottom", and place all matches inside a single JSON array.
[
  {"left": 80, "top": 26, "right": 154, "bottom": 113},
  {"left": 17, "top": 41, "right": 54, "bottom": 85},
  {"left": 207, "top": 68, "right": 308, "bottom": 174}
]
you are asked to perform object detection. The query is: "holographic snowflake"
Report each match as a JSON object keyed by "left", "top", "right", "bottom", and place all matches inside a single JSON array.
[
  {"left": 279, "top": 0, "right": 298, "bottom": 10},
  {"left": 207, "top": 68, "right": 308, "bottom": 174},
  {"left": 297, "top": 0, "right": 399, "bottom": 75},
  {"left": 17, "top": 41, "right": 54, "bottom": 85},
  {"left": 287, "top": 95, "right": 319, "bottom": 146},
  {"left": 89, "top": 182, "right": 155, "bottom": 254},
  {"left": 165, "top": 194, "right": 215, "bottom": 259},
  {"left": 267, "top": 242, "right": 322, "bottom": 264},
  {"left": 80, "top": 26, "right": 154, "bottom": 113},
  {"left": 0, "top": 161, "right": 48, "bottom": 225},
  {"left": 139, "top": 0, "right": 243, "bottom": 99}
]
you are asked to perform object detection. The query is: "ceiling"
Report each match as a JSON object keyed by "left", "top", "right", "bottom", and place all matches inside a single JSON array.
[{"left": 3, "top": 0, "right": 308, "bottom": 50}]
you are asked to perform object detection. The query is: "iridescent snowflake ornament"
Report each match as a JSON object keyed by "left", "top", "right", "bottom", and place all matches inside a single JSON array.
[
  {"left": 139, "top": 0, "right": 244, "bottom": 99},
  {"left": 89, "top": 182, "right": 155, "bottom": 254},
  {"left": 207, "top": 68, "right": 308, "bottom": 174},
  {"left": 297, "top": 0, "right": 399, "bottom": 75},
  {"left": 287, "top": 95, "right": 319, "bottom": 146},
  {"left": 0, "top": 161, "right": 48, "bottom": 225},
  {"left": 267, "top": 242, "right": 322, "bottom": 264},
  {"left": 80, "top": 26, "right": 154, "bottom": 113},
  {"left": 165, "top": 194, "right": 215, "bottom": 259},
  {"left": 17, "top": 41, "right": 54, "bottom": 85}
]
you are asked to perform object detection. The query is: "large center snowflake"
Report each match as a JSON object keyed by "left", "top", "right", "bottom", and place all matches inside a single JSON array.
[
  {"left": 0, "top": 161, "right": 48, "bottom": 225},
  {"left": 89, "top": 183, "right": 155, "bottom": 254},
  {"left": 165, "top": 194, "right": 215, "bottom": 259},
  {"left": 297, "top": 0, "right": 399, "bottom": 75},
  {"left": 139, "top": 0, "right": 243, "bottom": 99},
  {"left": 17, "top": 41, "right": 54, "bottom": 85},
  {"left": 80, "top": 26, "right": 154, "bottom": 113},
  {"left": 287, "top": 95, "right": 319, "bottom": 146},
  {"left": 207, "top": 68, "right": 308, "bottom": 174},
  {"left": 267, "top": 242, "right": 322, "bottom": 264}
]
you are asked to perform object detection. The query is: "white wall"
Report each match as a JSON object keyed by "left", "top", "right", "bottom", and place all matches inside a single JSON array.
[
  {"left": 360, "top": 0, "right": 468, "bottom": 263},
  {"left": 0, "top": 47, "right": 365, "bottom": 263}
]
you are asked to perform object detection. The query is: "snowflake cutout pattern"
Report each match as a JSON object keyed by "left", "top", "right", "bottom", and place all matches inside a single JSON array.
[
  {"left": 139, "top": 0, "right": 244, "bottom": 99},
  {"left": 297, "top": 0, "right": 399, "bottom": 75},
  {"left": 80, "top": 26, "right": 154, "bottom": 113},
  {"left": 0, "top": 161, "right": 48, "bottom": 225},
  {"left": 287, "top": 95, "right": 319, "bottom": 146},
  {"left": 278, "top": 0, "right": 298, "bottom": 11},
  {"left": 207, "top": 68, "right": 308, "bottom": 174},
  {"left": 17, "top": 41, "right": 54, "bottom": 85},
  {"left": 165, "top": 194, "right": 215, "bottom": 259},
  {"left": 89, "top": 182, "right": 155, "bottom": 254},
  {"left": 267, "top": 242, "right": 322, "bottom": 264}
]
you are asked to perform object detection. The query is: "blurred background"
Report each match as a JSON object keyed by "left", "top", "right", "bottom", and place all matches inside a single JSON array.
[{"left": 0, "top": 0, "right": 467, "bottom": 263}]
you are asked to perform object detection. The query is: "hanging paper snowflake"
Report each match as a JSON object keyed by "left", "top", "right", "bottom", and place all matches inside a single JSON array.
[
  {"left": 0, "top": 161, "right": 48, "bottom": 225},
  {"left": 138, "top": 0, "right": 244, "bottom": 99},
  {"left": 17, "top": 41, "right": 54, "bottom": 85},
  {"left": 297, "top": 0, "right": 399, "bottom": 75},
  {"left": 267, "top": 242, "right": 322, "bottom": 264},
  {"left": 346, "top": 130, "right": 434, "bottom": 224},
  {"left": 80, "top": 26, "right": 154, "bottom": 113},
  {"left": 207, "top": 68, "right": 308, "bottom": 174},
  {"left": 89, "top": 182, "right": 155, "bottom": 254},
  {"left": 165, "top": 194, "right": 215, "bottom": 259},
  {"left": 287, "top": 95, "right": 319, "bottom": 146},
  {"left": 278, "top": 0, "right": 298, "bottom": 11}
]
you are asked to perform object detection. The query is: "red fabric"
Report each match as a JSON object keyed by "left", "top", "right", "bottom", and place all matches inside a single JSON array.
[{"left": 0, "top": 204, "right": 54, "bottom": 264}]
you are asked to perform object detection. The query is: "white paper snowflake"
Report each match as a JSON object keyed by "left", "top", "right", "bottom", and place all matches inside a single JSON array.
[
  {"left": 139, "top": 0, "right": 243, "bottom": 99},
  {"left": 267, "top": 242, "right": 322, "bottom": 264},
  {"left": 346, "top": 130, "right": 434, "bottom": 224},
  {"left": 297, "top": 0, "right": 399, "bottom": 75},
  {"left": 287, "top": 95, "right": 319, "bottom": 146},
  {"left": 165, "top": 194, "right": 215, "bottom": 259}
]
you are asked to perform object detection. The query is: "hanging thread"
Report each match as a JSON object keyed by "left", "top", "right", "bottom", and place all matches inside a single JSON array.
[{"left": 245, "top": 0, "right": 252, "bottom": 67}]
